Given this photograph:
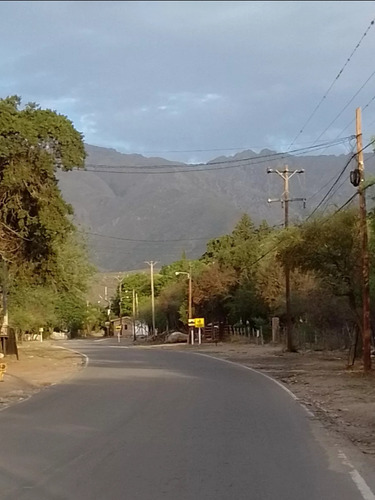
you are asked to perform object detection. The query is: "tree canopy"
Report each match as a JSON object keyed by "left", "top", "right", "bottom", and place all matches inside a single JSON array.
[
  {"left": 0, "top": 95, "right": 94, "bottom": 337},
  {"left": 0, "top": 96, "right": 85, "bottom": 278}
]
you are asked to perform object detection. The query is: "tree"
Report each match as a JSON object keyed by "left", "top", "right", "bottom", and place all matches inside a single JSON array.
[
  {"left": 156, "top": 281, "right": 186, "bottom": 331},
  {"left": 9, "top": 284, "right": 57, "bottom": 338},
  {"left": 0, "top": 95, "right": 95, "bottom": 336},
  {"left": 0, "top": 96, "right": 85, "bottom": 280},
  {"left": 200, "top": 214, "right": 274, "bottom": 325},
  {"left": 278, "top": 210, "right": 362, "bottom": 331},
  {"left": 193, "top": 263, "right": 237, "bottom": 323}
]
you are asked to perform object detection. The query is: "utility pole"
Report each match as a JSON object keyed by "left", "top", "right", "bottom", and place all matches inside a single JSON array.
[
  {"left": 132, "top": 288, "right": 136, "bottom": 342},
  {"left": 145, "top": 261, "right": 158, "bottom": 336},
  {"left": 355, "top": 107, "right": 371, "bottom": 372},
  {"left": 188, "top": 263, "right": 193, "bottom": 320},
  {"left": 104, "top": 285, "right": 111, "bottom": 336},
  {"left": 2, "top": 261, "right": 8, "bottom": 336},
  {"left": 115, "top": 275, "right": 123, "bottom": 331},
  {"left": 176, "top": 264, "right": 193, "bottom": 343},
  {"left": 267, "top": 165, "right": 305, "bottom": 352}
]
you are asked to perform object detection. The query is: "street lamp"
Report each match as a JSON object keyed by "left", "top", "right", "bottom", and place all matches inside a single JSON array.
[{"left": 175, "top": 269, "right": 193, "bottom": 343}]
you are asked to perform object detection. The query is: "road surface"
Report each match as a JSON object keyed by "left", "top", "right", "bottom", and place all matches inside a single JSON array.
[{"left": 0, "top": 339, "right": 373, "bottom": 500}]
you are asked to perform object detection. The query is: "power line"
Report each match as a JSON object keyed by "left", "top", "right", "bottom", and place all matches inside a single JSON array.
[
  {"left": 287, "top": 16, "right": 375, "bottom": 150},
  {"left": 131, "top": 145, "right": 297, "bottom": 154},
  {"left": 307, "top": 154, "right": 355, "bottom": 217},
  {"left": 314, "top": 67, "right": 375, "bottom": 144},
  {"left": 86, "top": 137, "right": 350, "bottom": 169},
  {"left": 332, "top": 191, "right": 358, "bottom": 214},
  {"left": 82, "top": 138, "right": 352, "bottom": 175},
  {"left": 334, "top": 93, "right": 375, "bottom": 139},
  {"left": 246, "top": 189, "right": 364, "bottom": 271},
  {"left": 306, "top": 141, "right": 374, "bottom": 220},
  {"left": 307, "top": 168, "right": 347, "bottom": 202},
  {"left": 80, "top": 220, "right": 286, "bottom": 245},
  {"left": 118, "top": 138, "right": 338, "bottom": 155},
  {"left": 80, "top": 230, "right": 219, "bottom": 243}
]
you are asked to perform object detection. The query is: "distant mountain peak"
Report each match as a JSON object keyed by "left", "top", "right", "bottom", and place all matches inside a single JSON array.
[{"left": 259, "top": 148, "right": 277, "bottom": 156}]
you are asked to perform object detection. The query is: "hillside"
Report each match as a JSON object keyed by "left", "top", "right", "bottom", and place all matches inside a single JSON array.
[{"left": 56, "top": 144, "right": 375, "bottom": 271}]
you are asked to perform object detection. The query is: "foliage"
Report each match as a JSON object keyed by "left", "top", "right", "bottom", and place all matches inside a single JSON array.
[
  {"left": 277, "top": 209, "right": 362, "bottom": 327},
  {"left": 0, "top": 95, "right": 96, "bottom": 336},
  {"left": 9, "top": 284, "right": 57, "bottom": 334},
  {"left": 0, "top": 95, "right": 85, "bottom": 279}
]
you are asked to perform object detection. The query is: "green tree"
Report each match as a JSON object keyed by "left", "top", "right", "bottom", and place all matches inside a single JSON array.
[
  {"left": 9, "top": 284, "right": 57, "bottom": 338},
  {"left": 0, "top": 95, "right": 95, "bottom": 336},
  {"left": 0, "top": 95, "right": 85, "bottom": 280},
  {"left": 278, "top": 209, "right": 362, "bottom": 330}
]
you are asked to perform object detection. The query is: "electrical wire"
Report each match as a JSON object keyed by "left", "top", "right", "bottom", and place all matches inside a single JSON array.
[
  {"left": 79, "top": 220, "right": 285, "bottom": 245},
  {"left": 307, "top": 154, "right": 355, "bottom": 218},
  {"left": 287, "top": 17, "right": 375, "bottom": 151},
  {"left": 305, "top": 141, "right": 374, "bottom": 220},
  {"left": 314, "top": 67, "right": 375, "bottom": 144},
  {"left": 82, "top": 138, "right": 352, "bottom": 175},
  {"left": 80, "top": 231, "right": 219, "bottom": 243},
  {"left": 85, "top": 137, "right": 350, "bottom": 170},
  {"left": 319, "top": 176, "right": 350, "bottom": 215},
  {"left": 334, "top": 93, "right": 375, "bottom": 139},
  {"left": 247, "top": 188, "right": 364, "bottom": 270},
  {"left": 307, "top": 168, "right": 347, "bottom": 202}
]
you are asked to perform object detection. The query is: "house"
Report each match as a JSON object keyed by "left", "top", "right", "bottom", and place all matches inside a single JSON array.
[{"left": 110, "top": 317, "right": 149, "bottom": 339}]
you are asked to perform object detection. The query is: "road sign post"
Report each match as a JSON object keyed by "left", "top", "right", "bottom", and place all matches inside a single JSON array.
[
  {"left": 188, "top": 318, "right": 195, "bottom": 344},
  {"left": 115, "top": 324, "right": 121, "bottom": 343}
]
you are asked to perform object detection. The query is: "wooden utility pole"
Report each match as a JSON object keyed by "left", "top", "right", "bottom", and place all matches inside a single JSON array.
[
  {"left": 176, "top": 264, "right": 193, "bottom": 342},
  {"left": 355, "top": 107, "right": 371, "bottom": 372},
  {"left": 188, "top": 263, "right": 193, "bottom": 321},
  {"left": 116, "top": 275, "right": 123, "bottom": 331},
  {"left": 267, "top": 165, "right": 305, "bottom": 352},
  {"left": 2, "top": 260, "right": 8, "bottom": 337},
  {"left": 132, "top": 288, "right": 136, "bottom": 342},
  {"left": 145, "top": 261, "right": 158, "bottom": 336}
]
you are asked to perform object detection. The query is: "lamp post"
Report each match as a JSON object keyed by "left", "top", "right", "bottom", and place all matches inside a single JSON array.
[
  {"left": 145, "top": 261, "right": 158, "bottom": 336},
  {"left": 175, "top": 267, "right": 193, "bottom": 343},
  {"left": 115, "top": 275, "right": 125, "bottom": 342}
]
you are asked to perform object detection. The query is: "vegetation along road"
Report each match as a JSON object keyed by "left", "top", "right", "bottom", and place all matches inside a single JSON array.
[{"left": 0, "top": 338, "right": 374, "bottom": 500}]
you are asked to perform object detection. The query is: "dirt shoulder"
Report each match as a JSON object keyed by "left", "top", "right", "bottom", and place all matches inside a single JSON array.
[
  {"left": 0, "top": 340, "right": 85, "bottom": 410},
  {"left": 187, "top": 339, "right": 375, "bottom": 461}
]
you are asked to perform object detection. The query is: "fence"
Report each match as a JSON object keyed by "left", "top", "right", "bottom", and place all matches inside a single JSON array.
[{"left": 232, "top": 325, "right": 265, "bottom": 344}]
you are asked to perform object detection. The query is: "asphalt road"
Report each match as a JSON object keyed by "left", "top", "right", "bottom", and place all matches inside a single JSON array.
[{"left": 0, "top": 339, "right": 373, "bottom": 500}]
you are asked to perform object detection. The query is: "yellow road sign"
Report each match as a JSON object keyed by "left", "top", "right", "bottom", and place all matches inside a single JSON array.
[
  {"left": 115, "top": 325, "right": 121, "bottom": 331},
  {"left": 188, "top": 319, "right": 195, "bottom": 327},
  {"left": 194, "top": 318, "right": 205, "bottom": 328}
]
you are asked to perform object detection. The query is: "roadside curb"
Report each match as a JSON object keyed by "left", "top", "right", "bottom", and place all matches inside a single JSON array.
[{"left": 53, "top": 344, "right": 89, "bottom": 370}]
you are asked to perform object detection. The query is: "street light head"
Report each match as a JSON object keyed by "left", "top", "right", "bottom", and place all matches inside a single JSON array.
[{"left": 176, "top": 271, "right": 190, "bottom": 277}]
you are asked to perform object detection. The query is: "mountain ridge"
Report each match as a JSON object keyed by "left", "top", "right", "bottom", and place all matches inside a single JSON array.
[{"left": 56, "top": 143, "right": 375, "bottom": 271}]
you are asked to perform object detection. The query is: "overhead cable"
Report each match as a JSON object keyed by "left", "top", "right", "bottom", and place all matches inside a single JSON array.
[
  {"left": 314, "top": 67, "right": 375, "bottom": 144},
  {"left": 81, "top": 138, "right": 352, "bottom": 175},
  {"left": 287, "top": 17, "right": 375, "bottom": 150}
]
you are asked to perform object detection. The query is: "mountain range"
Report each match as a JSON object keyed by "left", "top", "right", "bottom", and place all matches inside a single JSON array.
[{"left": 56, "top": 144, "right": 375, "bottom": 271}]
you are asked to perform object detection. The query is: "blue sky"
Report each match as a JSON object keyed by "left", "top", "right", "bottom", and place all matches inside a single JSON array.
[{"left": 1, "top": 1, "right": 374, "bottom": 162}]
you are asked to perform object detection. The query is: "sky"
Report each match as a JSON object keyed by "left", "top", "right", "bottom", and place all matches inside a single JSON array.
[{"left": 1, "top": 1, "right": 375, "bottom": 163}]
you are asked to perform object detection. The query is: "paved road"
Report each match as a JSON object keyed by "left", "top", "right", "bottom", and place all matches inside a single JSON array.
[{"left": 0, "top": 339, "right": 373, "bottom": 500}]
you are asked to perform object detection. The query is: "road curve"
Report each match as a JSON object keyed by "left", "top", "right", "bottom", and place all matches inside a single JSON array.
[{"left": 0, "top": 339, "right": 372, "bottom": 500}]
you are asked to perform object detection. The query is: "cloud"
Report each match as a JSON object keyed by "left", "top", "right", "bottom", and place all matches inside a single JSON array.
[{"left": 0, "top": 1, "right": 374, "bottom": 162}]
